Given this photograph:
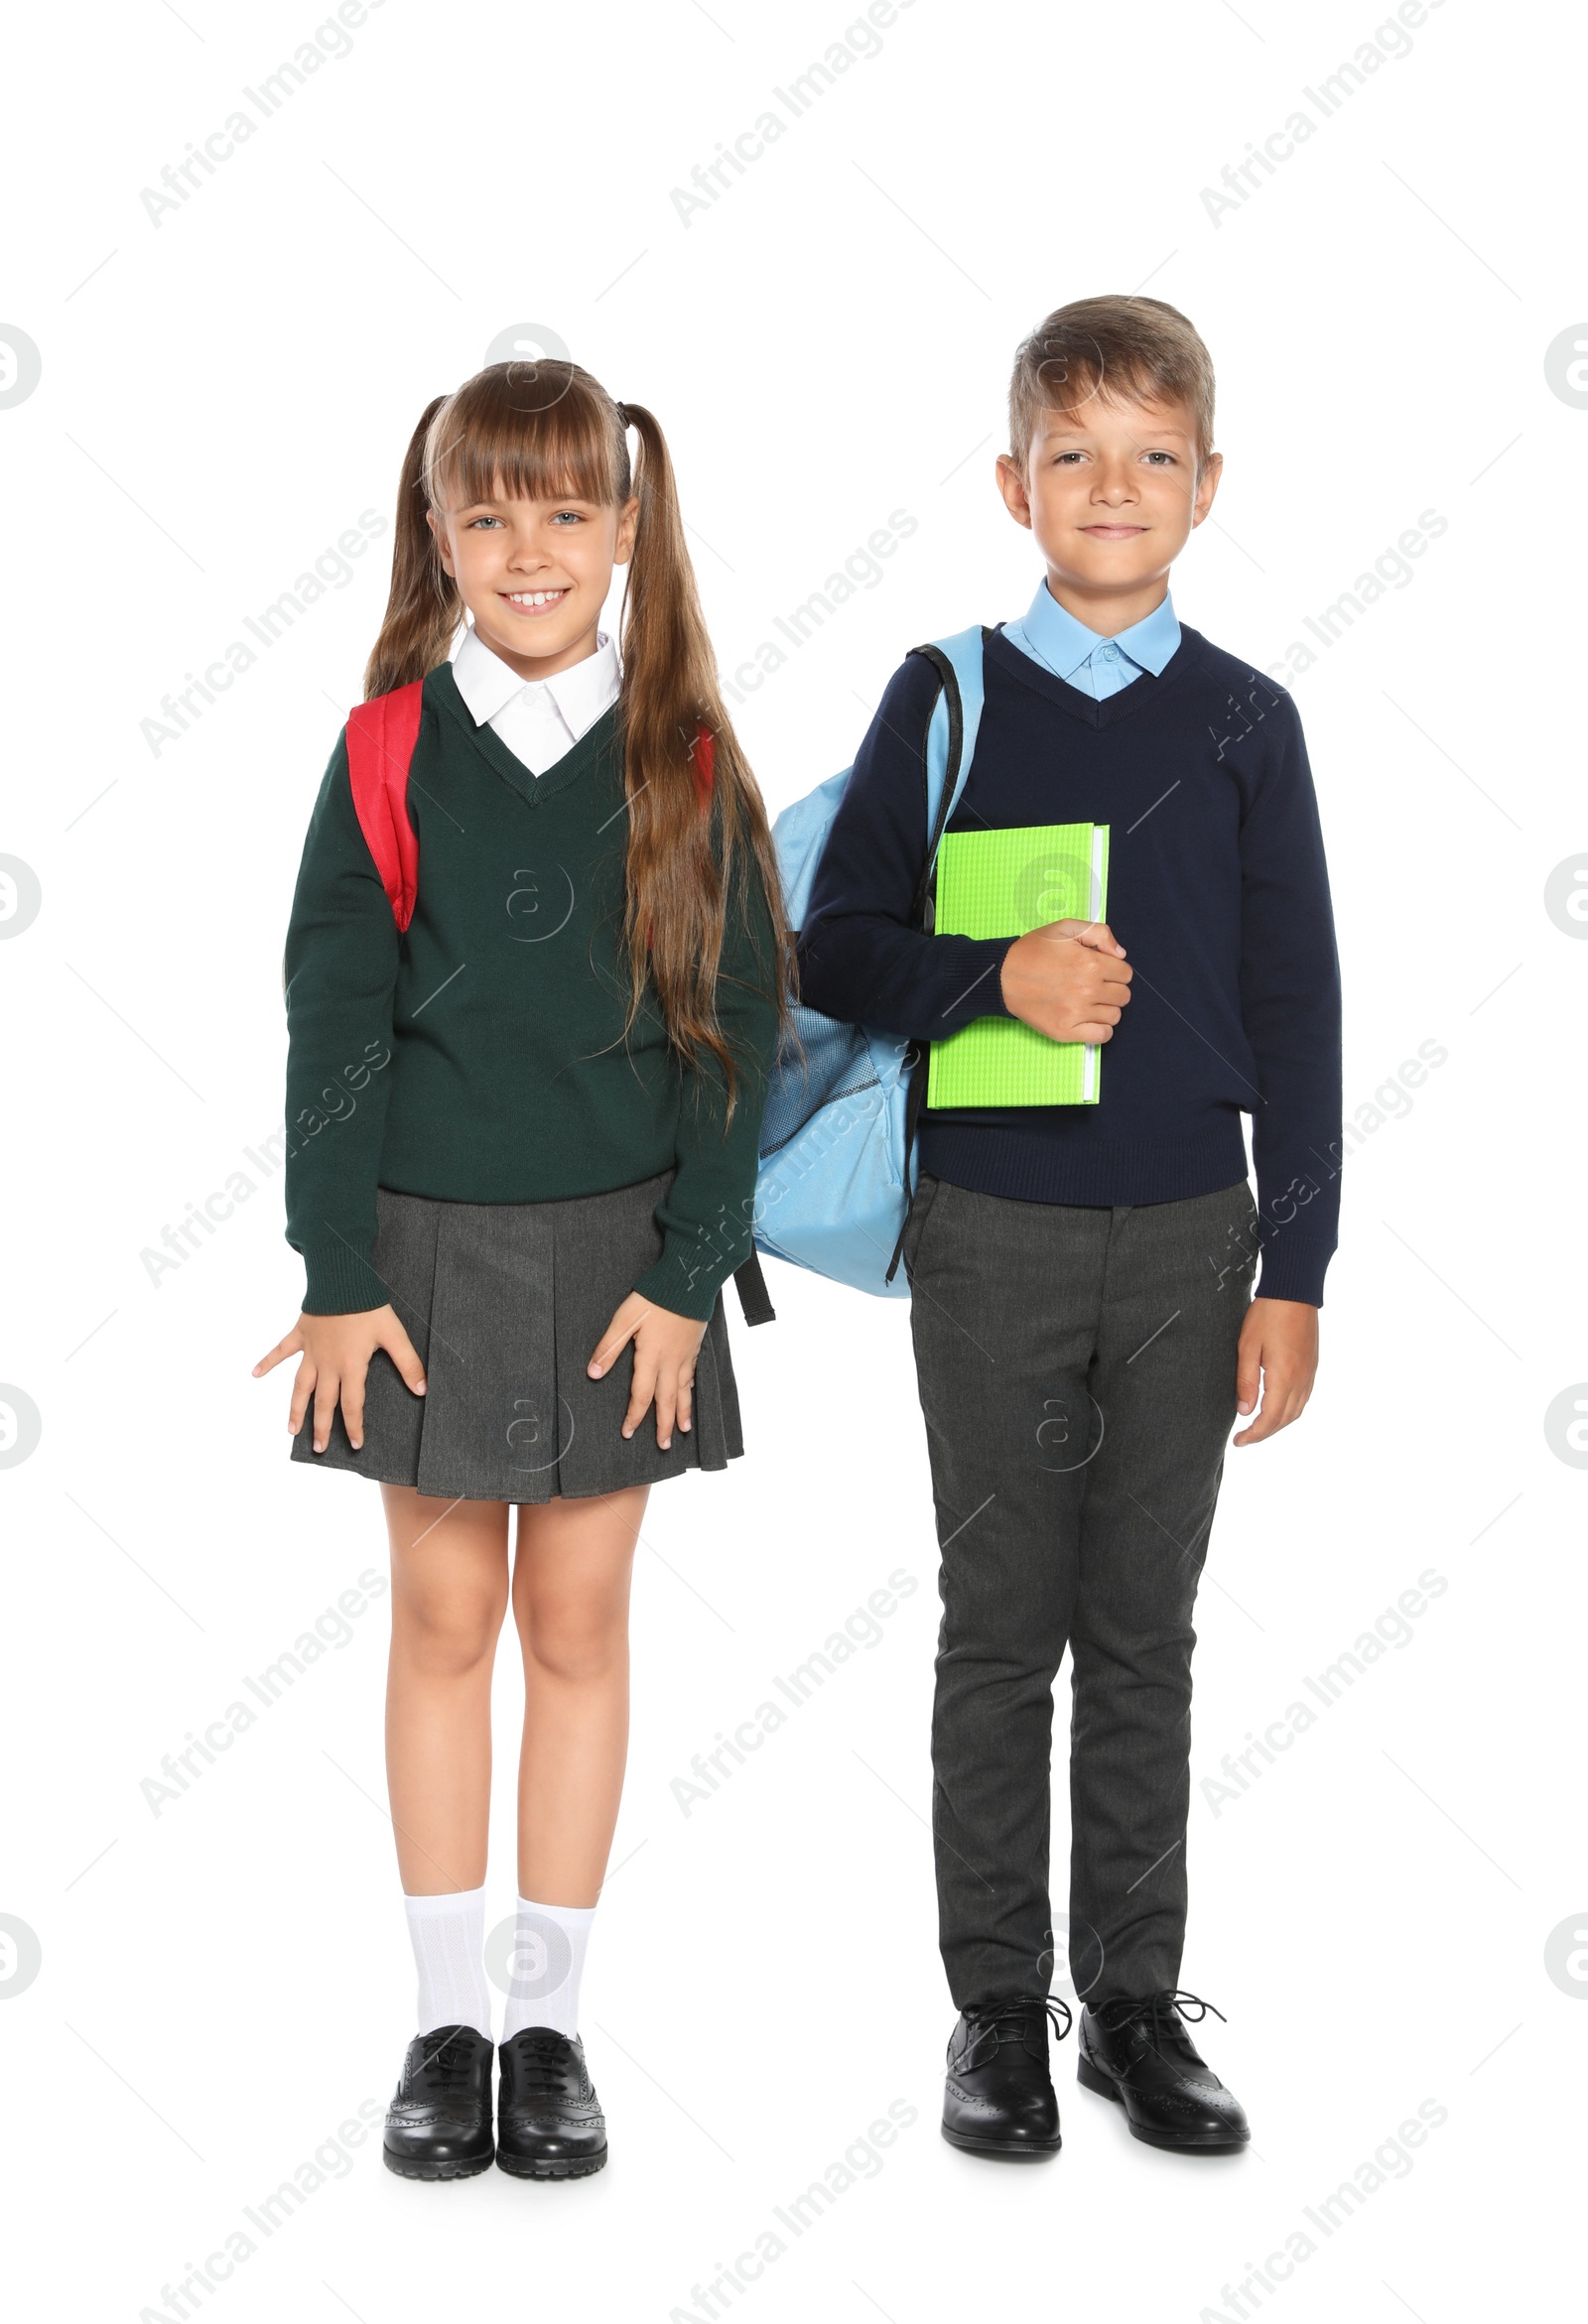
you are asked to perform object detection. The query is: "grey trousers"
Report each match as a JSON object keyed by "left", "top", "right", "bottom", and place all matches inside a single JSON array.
[{"left": 902, "top": 1172, "right": 1257, "bottom": 2009}]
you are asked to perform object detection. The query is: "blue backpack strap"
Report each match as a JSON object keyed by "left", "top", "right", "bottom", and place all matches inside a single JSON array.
[
  {"left": 910, "top": 626, "right": 987, "bottom": 927},
  {"left": 920, "top": 627, "right": 981, "bottom": 854},
  {"left": 884, "top": 626, "right": 988, "bottom": 1284}
]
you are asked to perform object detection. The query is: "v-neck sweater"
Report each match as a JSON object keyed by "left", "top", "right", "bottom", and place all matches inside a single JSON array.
[
  {"left": 283, "top": 663, "right": 779, "bottom": 1321},
  {"left": 798, "top": 624, "right": 1342, "bottom": 1306}
]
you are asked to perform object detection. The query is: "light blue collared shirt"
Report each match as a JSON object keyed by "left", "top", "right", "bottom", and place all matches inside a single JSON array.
[{"left": 1001, "top": 580, "right": 1181, "bottom": 702}]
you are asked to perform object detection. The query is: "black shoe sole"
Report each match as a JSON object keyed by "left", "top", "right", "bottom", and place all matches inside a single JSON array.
[
  {"left": 497, "top": 2145, "right": 608, "bottom": 2180},
  {"left": 1076, "top": 2054, "right": 1249, "bottom": 2151},
  {"left": 383, "top": 2144, "right": 495, "bottom": 2180},
  {"left": 941, "top": 2121, "right": 1061, "bottom": 2160}
]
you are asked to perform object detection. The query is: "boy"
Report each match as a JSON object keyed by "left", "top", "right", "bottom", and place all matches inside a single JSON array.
[{"left": 798, "top": 298, "right": 1340, "bottom": 2157}]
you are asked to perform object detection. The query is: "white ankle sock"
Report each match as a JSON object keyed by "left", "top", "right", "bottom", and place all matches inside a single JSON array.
[
  {"left": 403, "top": 1885, "right": 492, "bottom": 2041},
  {"left": 499, "top": 1895, "right": 596, "bottom": 2041}
]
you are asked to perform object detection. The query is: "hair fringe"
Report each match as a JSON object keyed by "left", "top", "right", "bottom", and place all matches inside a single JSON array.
[{"left": 1007, "top": 295, "right": 1216, "bottom": 470}]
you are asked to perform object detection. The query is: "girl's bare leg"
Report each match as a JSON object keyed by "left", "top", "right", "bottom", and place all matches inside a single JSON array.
[
  {"left": 382, "top": 1485, "right": 510, "bottom": 1893},
  {"left": 511, "top": 1487, "right": 646, "bottom": 1902}
]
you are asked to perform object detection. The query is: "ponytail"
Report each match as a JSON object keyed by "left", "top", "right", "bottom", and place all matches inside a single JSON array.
[
  {"left": 617, "top": 400, "right": 793, "bottom": 1113},
  {"left": 362, "top": 396, "right": 463, "bottom": 700}
]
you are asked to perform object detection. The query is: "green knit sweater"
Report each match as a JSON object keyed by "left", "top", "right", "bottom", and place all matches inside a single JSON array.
[{"left": 283, "top": 664, "right": 779, "bottom": 1323}]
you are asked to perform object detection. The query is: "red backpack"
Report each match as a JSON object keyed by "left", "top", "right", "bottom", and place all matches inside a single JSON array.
[
  {"left": 341, "top": 687, "right": 771, "bottom": 1322},
  {"left": 343, "top": 681, "right": 424, "bottom": 933}
]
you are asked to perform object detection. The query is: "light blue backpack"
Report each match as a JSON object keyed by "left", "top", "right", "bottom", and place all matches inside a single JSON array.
[{"left": 751, "top": 627, "right": 988, "bottom": 1297}]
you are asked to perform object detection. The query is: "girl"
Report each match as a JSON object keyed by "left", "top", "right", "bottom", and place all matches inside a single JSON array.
[{"left": 254, "top": 361, "right": 787, "bottom": 2181}]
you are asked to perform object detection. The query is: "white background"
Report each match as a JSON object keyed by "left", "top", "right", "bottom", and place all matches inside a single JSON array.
[{"left": 2, "top": 1, "right": 1582, "bottom": 2317}]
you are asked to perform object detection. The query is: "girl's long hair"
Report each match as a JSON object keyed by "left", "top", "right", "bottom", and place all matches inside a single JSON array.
[{"left": 364, "top": 361, "right": 790, "bottom": 1107}]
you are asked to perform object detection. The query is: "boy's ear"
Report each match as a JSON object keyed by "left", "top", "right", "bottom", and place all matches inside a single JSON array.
[
  {"left": 994, "top": 452, "right": 1033, "bottom": 531},
  {"left": 1190, "top": 449, "right": 1224, "bottom": 529}
]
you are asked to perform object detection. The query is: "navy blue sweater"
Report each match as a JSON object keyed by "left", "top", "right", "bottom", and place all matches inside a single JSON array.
[{"left": 797, "top": 624, "right": 1342, "bottom": 1305}]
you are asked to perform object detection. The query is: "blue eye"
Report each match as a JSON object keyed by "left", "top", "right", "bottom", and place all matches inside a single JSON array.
[
  {"left": 467, "top": 514, "right": 504, "bottom": 529},
  {"left": 550, "top": 510, "right": 583, "bottom": 525}
]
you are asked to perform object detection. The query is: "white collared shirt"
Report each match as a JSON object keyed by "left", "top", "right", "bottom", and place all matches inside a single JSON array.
[{"left": 453, "top": 624, "right": 621, "bottom": 775}]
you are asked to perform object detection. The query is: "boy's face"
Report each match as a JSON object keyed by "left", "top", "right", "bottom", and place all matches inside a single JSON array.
[{"left": 995, "top": 390, "right": 1221, "bottom": 623}]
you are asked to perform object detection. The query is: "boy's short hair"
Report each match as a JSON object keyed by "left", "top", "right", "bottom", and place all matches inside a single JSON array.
[{"left": 1008, "top": 297, "right": 1216, "bottom": 471}]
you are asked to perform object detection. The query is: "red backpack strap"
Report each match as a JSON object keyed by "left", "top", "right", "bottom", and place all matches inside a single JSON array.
[
  {"left": 344, "top": 683, "right": 423, "bottom": 931},
  {"left": 689, "top": 722, "right": 715, "bottom": 808}
]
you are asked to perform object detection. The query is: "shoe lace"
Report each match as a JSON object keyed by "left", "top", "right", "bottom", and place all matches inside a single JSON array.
[
  {"left": 505, "top": 2030, "right": 579, "bottom": 2099},
  {"left": 413, "top": 2028, "right": 482, "bottom": 2095},
  {"left": 1096, "top": 1989, "right": 1225, "bottom": 2052},
  {"left": 964, "top": 1994, "right": 1075, "bottom": 2050}
]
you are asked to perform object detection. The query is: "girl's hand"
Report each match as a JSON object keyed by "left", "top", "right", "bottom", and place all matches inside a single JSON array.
[
  {"left": 588, "top": 1293, "right": 708, "bottom": 1451},
  {"left": 1233, "top": 1297, "right": 1318, "bottom": 1446},
  {"left": 253, "top": 1305, "right": 426, "bottom": 1453}
]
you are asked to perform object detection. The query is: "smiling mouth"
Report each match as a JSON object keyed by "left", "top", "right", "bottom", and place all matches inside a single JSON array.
[{"left": 501, "top": 587, "right": 570, "bottom": 610}]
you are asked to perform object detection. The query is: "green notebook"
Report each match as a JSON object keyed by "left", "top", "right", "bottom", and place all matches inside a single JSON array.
[{"left": 927, "top": 821, "right": 1111, "bottom": 1108}]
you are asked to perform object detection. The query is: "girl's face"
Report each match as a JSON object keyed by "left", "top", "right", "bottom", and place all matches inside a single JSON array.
[{"left": 429, "top": 485, "right": 639, "bottom": 682}]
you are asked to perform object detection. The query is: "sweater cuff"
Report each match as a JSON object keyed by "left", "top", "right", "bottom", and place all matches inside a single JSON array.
[
  {"left": 959, "top": 936, "right": 1018, "bottom": 1021},
  {"left": 633, "top": 1211, "right": 757, "bottom": 1325},
  {"left": 300, "top": 1241, "right": 390, "bottom": 1317},
  {"left": 1255, "top": 1236, "right": 1332, "bottom": 1308}
]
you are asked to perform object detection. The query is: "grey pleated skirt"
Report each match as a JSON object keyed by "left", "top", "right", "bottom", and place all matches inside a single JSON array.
[{"left": 290, "top": 1172, "right": 742, "bottom": 1502}]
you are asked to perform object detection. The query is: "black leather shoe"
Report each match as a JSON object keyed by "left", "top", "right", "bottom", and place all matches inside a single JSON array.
[
  {"left": 496, "top": 2029, "right": 608, "bottom": 2178},
  {"left": 382, "top": 2024, "right": 495, "bottom": 2179},
  {"left": 941, "top": 1995, "right": 1072, "bottom": 2159},
  {"left": 1078, "top": 1990, "right": 1250, "bottom": 2152}
]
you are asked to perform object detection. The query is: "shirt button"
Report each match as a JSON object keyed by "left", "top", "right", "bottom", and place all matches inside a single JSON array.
[{"left": 1101, "top": 643, "right": 1118, "bottom": 659}]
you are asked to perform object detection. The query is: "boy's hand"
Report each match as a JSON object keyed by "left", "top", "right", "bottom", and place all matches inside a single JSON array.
[
  {"left": 1234, "top": 1298, "right": 1318, "bottom": 1446},
  {"left": 253, "top": 1305, "right": 426, "bottom": 1453},
  {"left": 1000, "top": 918, "right": 1132, "bottom": 1045},
  {"left": 589, "top": 1294, "right": 709, "bottom": 1452}
]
